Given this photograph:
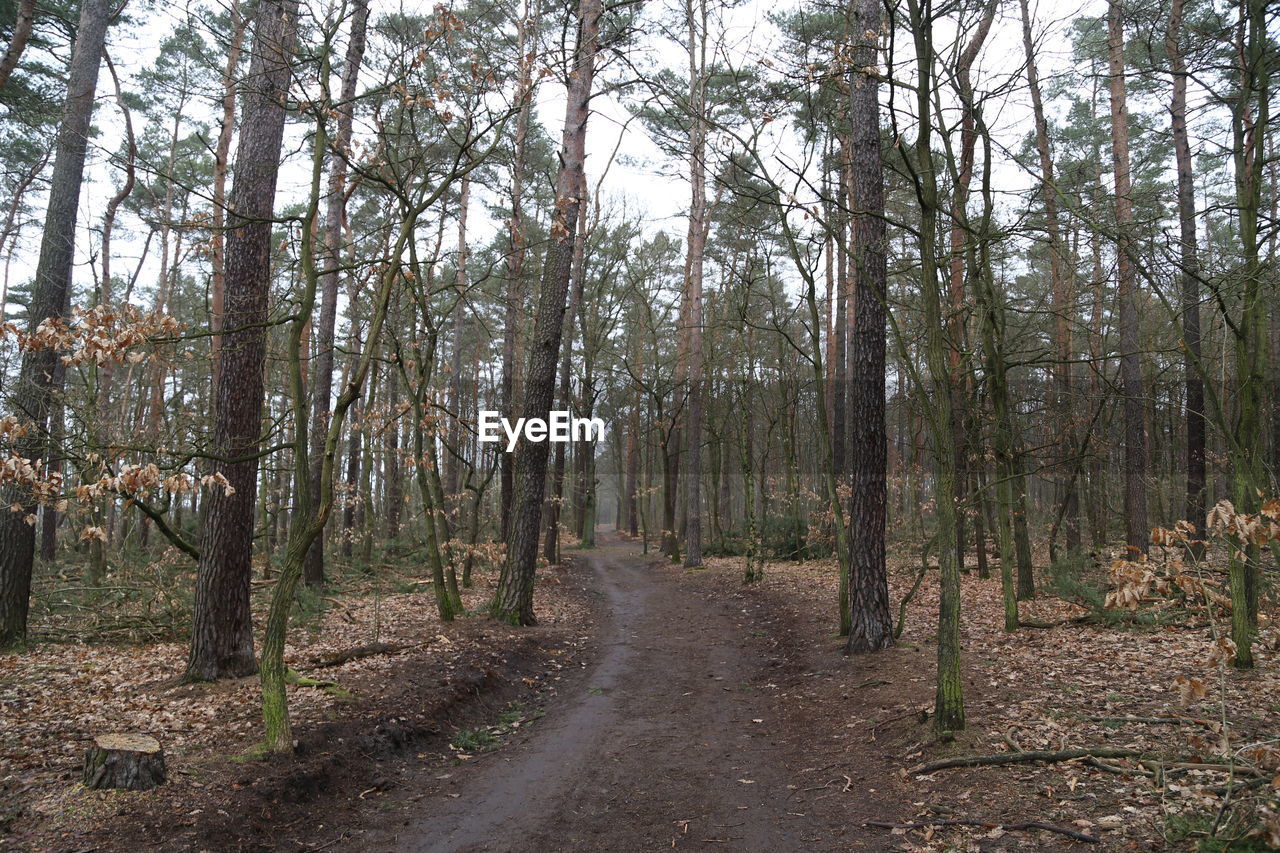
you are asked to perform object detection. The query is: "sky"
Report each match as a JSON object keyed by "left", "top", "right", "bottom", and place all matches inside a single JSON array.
[{"left": 0, "top": 0, "right": 1188, "bottom": 325}]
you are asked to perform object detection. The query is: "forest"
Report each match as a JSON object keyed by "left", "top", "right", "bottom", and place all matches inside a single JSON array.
[{"left": 0, "top": 0, "right": 1277, "bottom": 848}]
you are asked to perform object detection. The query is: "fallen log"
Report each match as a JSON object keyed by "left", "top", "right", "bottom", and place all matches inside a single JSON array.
[
  {"left": 911, "top": 746, "right": 1142, "bottom": 775},
  {"left": 83, "top": 733, "right": 166, "bottom": 791},
  {"left": 310, "top": 641, "right": 409, "bottom": 669}
]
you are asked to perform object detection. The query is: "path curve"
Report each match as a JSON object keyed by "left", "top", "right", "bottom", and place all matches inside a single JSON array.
[{"left": 342, "top": 535, "right": 891, "bottom": 852}]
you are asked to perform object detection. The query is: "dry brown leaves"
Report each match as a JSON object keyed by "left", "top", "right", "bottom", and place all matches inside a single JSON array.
[
  {"left": 0, "top": 563, "right": 590, "bottom": 833},
  {"left": 698, "top": 546, "right": 1280, "bottom": 852}
]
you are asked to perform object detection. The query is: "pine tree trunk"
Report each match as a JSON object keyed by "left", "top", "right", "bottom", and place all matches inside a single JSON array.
[
  {"left": 492, "top": 0, "right": 601, "bottom": 625},
  {"left": 500, "top": 0, "right": 538, "bottom": 541},
  {"left": 0, "top": 0, "right": 110, "bottom": 649},
  {"left": 544, "top": 185, "right": 588, "bottom": 565},
  {"left": 210, "top": 0, "right": 245, "bottom": 394},
  {"left": 1106, "top": 0, "right": 1149, "bottom": 559},
  {"left": 1165, "top": 0, "right": 1205, "bottom": 551},
  {"left": 341, "top": 398, "right": 361, "bottom": 562},
  {"left": 844, "top": 0, "right": 893, "bottom": 654},
  {"left": 186, "top": 0, "right": 298, "bottom": 681},
  {"left": 1020, "top": 0, "right": 1078, "bottom": 559},
  {"left": 383, "top": 367, "right": 403, "bottom": 541},
  {"left": 683, "top": 0, "right": 706, "bottom": 568},
  {"left": 0, "top": 0, "right": 37, "bottom": 92}
]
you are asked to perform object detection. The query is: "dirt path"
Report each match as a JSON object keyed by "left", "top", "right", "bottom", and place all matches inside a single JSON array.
[{"left": 341, "top": 535, "right": 901, "bottom": 852}]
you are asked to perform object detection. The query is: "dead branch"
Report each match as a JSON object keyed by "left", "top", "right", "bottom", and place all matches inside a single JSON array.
[
  {"left": 866, "top": 818, "right": 1100, "bottom": 843},
  {"left": 308, "top": 641, "right": 411, "bottom": 669},
  {"left": 910, "top": 746, "right": 1142, "bottom": 775}
]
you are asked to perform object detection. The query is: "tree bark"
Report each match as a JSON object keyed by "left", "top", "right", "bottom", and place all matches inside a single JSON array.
[
  {"left": 493, "top": 0, "right": 602, "bottom": 625},
  {"left": 500, "top": 0, "right": 539, "bottom": 541},
  {"left": 186, "top": 0, "right": 298, "bottom": 681},
  {"left": 1165, "top": 0, "right": 1205, "bottom": 552},
  {"left": 83, "top": 734, "right": 166, "bottom": 791},
  {"left": 683, "top": 0, "right": 707, "bottom": 568},
  {"left": 844, "top": 0, "right": 893, "bottom": 654},
  {"left": 0, "top": 0, "right": 111, "bottom": 649},
  {"left": 210, "top": 0, "right": 245, "bottom": 395},
  {"left": 0, "top": 0, "right": 37, "bottom": 92},
  {"left": 1106, "top": 0, "right": 1149, "bottom": 559},
  {"left": 543, "top": 182, "right": 587, "bottom": 565},
  {"left": 304, "top": 0, "right": 369, "bottom": 588}
]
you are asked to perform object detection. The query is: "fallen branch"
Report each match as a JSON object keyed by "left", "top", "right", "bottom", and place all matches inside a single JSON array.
[
  {"left": 1083, "top": 756, "right": 1155, "bottom": 778},
  {"left": 309, "top": 641, "right": 410, "bottom": 669},
  {"left": 869, "top": 707, "right": 928, "bottom": 740},
  {"left": 911, "top": 747, "right": 1142, "bottom": 775},
  {"left": 865, "top": 818, "right": 1100, "bottom": 843},
  {"left": 1017, "top": 617, "right": 1064, "bottom": 629},
  {"left": 1140, "top": 760, "right": 1264, "bottom": 777}
]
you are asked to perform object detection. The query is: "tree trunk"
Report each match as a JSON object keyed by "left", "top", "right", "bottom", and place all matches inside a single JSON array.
[
  {"left": 0, "top": 0, "right": 110, "bottom": 649},
  {"left": 500, "top": 0, "right": 539, "bottom": 541},
  {"left": 905, "top": 0, "right": 963, "bottom": 731},
  {"left": 844, "top": 0, "right": 893, "bottom": 654},
  {"left": 210, "top": 0, "right": 245, "bottom": 395},
  {"left": 683, "top": 0, "right": 707, "bottom": 568},
  {"left": 492, "top": 0, "right": 601, "bottom": 624},
  {"left": 446, "top": 175, "right": 472, "bottom": 506},
  {"left": 1165, "top": 0, "right": 1205, "bottom": 552},
  {"left": 1019, "top": 0, "right": 1077, "bottom": 558},
  {"left": 341, "top": 396, "right": 362, "bottom": 562},
  {"left": 383, "top": 366, "right": 403, "bottom": 540},
  {"left": 544, "top": 183, "right": 587, "bottom": 565},
  {"left": 186, "top": 0, "right": 298, "bottom": 681},
  {"left": 1227, "top": 0, "right": 1269, "bottom": 668},
  {"left": 1106, "top": 0, "right": 1149, "bottom": 559},
  {"left": 0, "top": 0, "right": 37, "bottom": 92},
  {"left": 304, "top": 0, "right": 369, "bottom": 588}
]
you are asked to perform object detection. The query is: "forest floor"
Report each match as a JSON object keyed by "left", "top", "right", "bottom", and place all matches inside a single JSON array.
[{"left": 3, "top": 532, "right": 1278, "bottom": 851}]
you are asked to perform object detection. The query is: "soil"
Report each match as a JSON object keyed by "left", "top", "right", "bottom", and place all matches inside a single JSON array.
[
  {"left": 19, "top": 532, "right": 1148, "bottom": 852},
  {"left": 339, "top": 534, "right": 914, "bottom": 853}
]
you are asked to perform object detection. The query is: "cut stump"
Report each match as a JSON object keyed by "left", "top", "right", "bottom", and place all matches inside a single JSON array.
[{"left": 82, "top": 733, "right": 166, "bottom": 791}]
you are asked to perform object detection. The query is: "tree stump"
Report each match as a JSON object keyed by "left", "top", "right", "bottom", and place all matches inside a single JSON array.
[{"left": 82, "top": 734, "right": 166, "bottom": 791}]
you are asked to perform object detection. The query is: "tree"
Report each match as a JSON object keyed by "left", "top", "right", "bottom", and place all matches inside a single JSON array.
[
  {"left": 0, "top": 0, "right": 111, "bottom": 649},
  {"left": 0, "top": 0, "right": 36, "bottom": 92},
  {"left": 843, "top": 0, "right": 892, "bottom": 654},
  {"left": 1165, "top": 0, "right": 1205, "bottom": 558},
  {"left": 1019, "top": 0, "right": 1077, "bottom": 560},
  {"left": 1106, "top": 0, "right": 1149, "bottom": 561},
  {"left": 682, "top": 0, "right": 708, "bottom": 568},
  {"left": 304, "top": 0, "right": 369, "bottom": 588},
  {"left": 185, "top": 0, "right": 299, "bottom": 681},
  {"left": 492, "top": 0, "right": 603, "bottom": 625}
]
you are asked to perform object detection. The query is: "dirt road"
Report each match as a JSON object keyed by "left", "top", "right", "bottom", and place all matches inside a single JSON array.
[{"left": 341, "top": 536, "right": 897, "bottom": 852}]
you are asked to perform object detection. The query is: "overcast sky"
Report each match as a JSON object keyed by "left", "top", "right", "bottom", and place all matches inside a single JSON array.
[{"left": 2, "top": 0, "right": 1191, "bottom": 324}]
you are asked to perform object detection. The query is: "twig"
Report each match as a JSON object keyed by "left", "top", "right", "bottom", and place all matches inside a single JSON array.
[
  {"left": 865, "top": 818, "right": 1101, "bottom": 843},
  {"left": 868, "top": 707, "right": 926, "bottom": 740}
]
